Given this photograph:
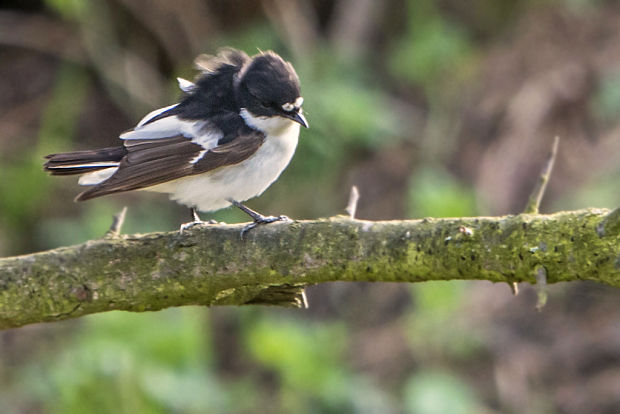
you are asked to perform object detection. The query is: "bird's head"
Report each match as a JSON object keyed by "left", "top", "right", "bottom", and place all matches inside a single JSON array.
[{"left": 237, "top": 52, "right": 308, "bottom": 130}]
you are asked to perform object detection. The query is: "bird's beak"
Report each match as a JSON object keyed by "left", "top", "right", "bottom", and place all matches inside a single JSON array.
[{"left": 285, "top": 111, "right": 309, "bottom": 128}]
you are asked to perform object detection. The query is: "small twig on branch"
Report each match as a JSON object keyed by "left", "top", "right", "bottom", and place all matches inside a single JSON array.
[
  {"left": 104, "top": 206, "right": 128, "bottom": 238},
  {"left": 535, "top": 266, "right": 548, "bottom": 311},
  {"left": 512, "top": 136, "right": 560, "bottom": 296},
  {"left": 509, "top": 282, "right": 519, "bottom": 296},
  {"left": 524, "top": 136, "right": 560, "bottom": 215},
  {"left": 346, "top": 185, "right": 359, "bottom": 219}
]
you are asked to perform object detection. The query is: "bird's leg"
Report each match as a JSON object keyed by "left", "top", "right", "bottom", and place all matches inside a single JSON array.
[
  {"left": 179, "top": 207, "right": 217, "bottom": 233},
  {"left": 191, "top": 207, "right": 202, "bottom": 223},
  {"left": 227, "top": 198, "right": 290, "bottom": 238}
]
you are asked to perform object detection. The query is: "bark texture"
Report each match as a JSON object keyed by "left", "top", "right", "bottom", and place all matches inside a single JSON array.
[{"left": 1, "top": 208, "right": 620, "bottom": 330}]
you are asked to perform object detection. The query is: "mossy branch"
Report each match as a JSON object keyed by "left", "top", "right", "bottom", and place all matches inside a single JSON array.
[{"left": 2, "top": 208, "right": 620, "bottom": 330}]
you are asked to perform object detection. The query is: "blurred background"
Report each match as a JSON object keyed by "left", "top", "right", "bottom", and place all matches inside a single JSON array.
[{"left": 1, "top": 0, "right": 620, "bottom": 412}]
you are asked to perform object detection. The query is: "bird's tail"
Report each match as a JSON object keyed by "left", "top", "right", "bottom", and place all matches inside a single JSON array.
[
  {"left": 44, "top": 146, "right": 126, "bottom": 176},
  {"left": 44, "top": 146, "right": 128, "bottom": 192}
]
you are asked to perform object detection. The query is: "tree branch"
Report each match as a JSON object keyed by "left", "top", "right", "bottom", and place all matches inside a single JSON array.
[{"left": 1, "top": 207, "right": 620, "bottom": 330}]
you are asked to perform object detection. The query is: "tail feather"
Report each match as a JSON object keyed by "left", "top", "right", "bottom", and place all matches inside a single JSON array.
[{"left": 44, "top": 146, "right": 127, "bottom": 176}]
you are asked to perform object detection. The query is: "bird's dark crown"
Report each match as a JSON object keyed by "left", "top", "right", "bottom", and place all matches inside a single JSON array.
[
  {"left": 238, "top": 51, "right": 303, "bottom": 118},
  {"left": 173, "top": 49, "right": 305, "bottom": 126}
]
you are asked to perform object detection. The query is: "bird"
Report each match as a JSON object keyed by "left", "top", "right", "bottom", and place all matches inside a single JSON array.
[{"left": 44, "top": 48, "right": 308, "bottom": 235}]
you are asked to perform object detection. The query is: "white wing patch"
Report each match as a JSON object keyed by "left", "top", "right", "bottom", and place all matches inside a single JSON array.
[
  {"left": 79, "top": 122, "right": 222, "bottom": 185},
  {"left": 189, "top": 125, "right": 223, "bottom": 163},
  {"left": 135, "top": 104, "right": 179, "bottom": 128},
  {"left": 177, "top": 77, "right": 196, "bottom": 93},
  {"left": 121, "top": 115, "right": 222, "bottom": 146},
  {"left": 120, "top": 116, "right": 201, "bottom": 139},
  {"left": 189, "top": 149, "right": 208, "bottom": 164},
  {"left": 121, "top": 112, "right": 223, "bottom": 163},
  {"left": 78, "top": 167, "right": 118, "bottom": 186},
  {"left": 190, "top": 125, "right": 222, "bottom": 149},
  {"left": 115, "top": 102, "right": 225, "bottom": 168}
]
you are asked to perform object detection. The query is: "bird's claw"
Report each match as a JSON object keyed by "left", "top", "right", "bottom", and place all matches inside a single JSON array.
[
  {"left": 261, "top": 214, "right": 291, "bottom": 224},
  {"left": 179, "top": 220, "right": 203, "bottom": 234},
  {"left": 239, "top": 215, "right": 291, "bottom": 239},
  {"left": 179, "top": 219, "right": 218, "bottom": 234}
]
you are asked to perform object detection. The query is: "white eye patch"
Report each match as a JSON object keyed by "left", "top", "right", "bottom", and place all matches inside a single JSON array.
[{"left": 282, "top": 96, "right": 304, "bottom": 112}]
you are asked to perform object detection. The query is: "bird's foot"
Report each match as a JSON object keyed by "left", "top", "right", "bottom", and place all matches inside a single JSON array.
[
  {"left": 179, "top": 207, "right": 218, "bottom": 234},
  {"left": 179, "top": 219, "right": 219, "bottom": 234},
  {"left": 240, "top": 214, "right": 291, "bottom": 239},
  {"left": 227, "top": 198, "right": 291, "bottom": 239},
  {"left": 179, "top": 220, "right": 202, "bottom": 234}
]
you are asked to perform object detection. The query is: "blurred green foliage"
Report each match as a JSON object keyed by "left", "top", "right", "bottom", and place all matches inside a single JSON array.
[
  {"left": 5, "top": 0, "right": 617, "bottom": 413},
  {"left": 407, "top": 281, "right": 483, "bottom": 360},
  {"left": 554, "top": 168, "right": 620, "bottom": 212},
  {"left": 215, "top": 24, "right": 281, "bottom": 57},
  {"left": 404, "top": 370, "right": 478, "bottom": 414},
  {"left": 244, "top": 314, "right": 353, "bottom": 412},
  {"left": 36, "top": 199, "right": 178, "bottom": 248},
  {"left": 407, "top": 166, "right": 478, "bottom": 218},
  {"left": 389, "top": 0, "right": 475, "bottom": 98},
  {"left": 591, "top": 70, "right": 620, "bottom": 123},
  {"left": 21, "top": 309, "right": 227, "bottom": 413},
  {"left": 10, "top": 309, "right": 400, "bottom": 413},
  {"left": 1, "top": 64, "right": 89, "bottom": 250},
  {"left": 45, "top": 0, "right": 86, "bottom": 20}
]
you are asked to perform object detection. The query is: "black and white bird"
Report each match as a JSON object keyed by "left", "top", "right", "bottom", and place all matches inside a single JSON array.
[{"left": 44, "top": 48, "right": 308, "bottom": 233}]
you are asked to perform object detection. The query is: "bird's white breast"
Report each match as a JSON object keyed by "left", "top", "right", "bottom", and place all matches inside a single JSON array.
[{"left": 149, "top": 116, "right": 300, "bottom": 212}]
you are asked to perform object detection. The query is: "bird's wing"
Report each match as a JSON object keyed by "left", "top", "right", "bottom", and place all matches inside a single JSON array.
[{"left": 76, "top": 113, "right": 265, "bottom": 201}]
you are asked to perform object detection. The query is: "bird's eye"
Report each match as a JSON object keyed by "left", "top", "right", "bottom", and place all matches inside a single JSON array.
[{"left": 261, "top": 101, "right": 271, "bottom": 108}]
